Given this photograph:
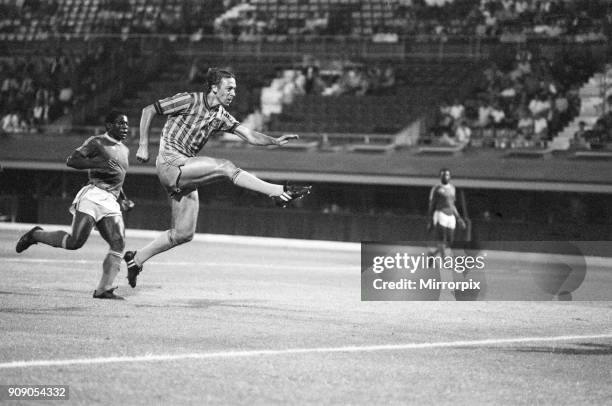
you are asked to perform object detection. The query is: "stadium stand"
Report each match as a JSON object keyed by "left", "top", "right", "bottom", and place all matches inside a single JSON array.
[
  {"left": 1, "top": 0, "right": 610, "bottom": 41},
  {"left": 267, "top": 60, "right": 476, "bottom": 135},
  {"left": 420, "top": 47, "right": 598, "bottom": 153},
  {"left": 2, "top": 0, "right": 612, "bottom": 241},
  {"left": 0, "top": 43, "right": 122, "bottom": 133},
  {"left": 210, "top": 0, "right": 612, "bottom": 41},
  {"left": 2, "top": 0, "right": 609, "bottom": 149}
]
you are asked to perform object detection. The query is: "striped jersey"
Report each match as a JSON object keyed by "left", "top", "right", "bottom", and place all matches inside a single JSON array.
[
  {"left": 75, "top": 133, "right": 129, "bottom": 198},
  {"left": 154, "top": 92, "right": 240, "bottom": 157}
]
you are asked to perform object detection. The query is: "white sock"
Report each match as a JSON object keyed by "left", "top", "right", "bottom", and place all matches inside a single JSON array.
[{"left": 232, "top": 170, "right": 283, "bottom": 197}]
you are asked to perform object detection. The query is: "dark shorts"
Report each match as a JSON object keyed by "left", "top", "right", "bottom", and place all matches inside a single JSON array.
[{"left": 156, "top": 150, "right": 197, "bottom": 198}]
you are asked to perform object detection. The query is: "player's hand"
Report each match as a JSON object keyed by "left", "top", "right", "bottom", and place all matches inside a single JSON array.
[
  {"left": 119, "top": 198, "right": 135, "bottom": 212},
  {"left": 458, "top": 218, "right": 467, "bottom": 229},
  {"left": 96, "top": 158, "right": 120, "bottom": 171},
  {"left": 107, "top": 159, "right": 121, "bottom": 171},
  {"left": 427, "top": 221, "right": 433, "bottom": 232},
  {"left": 136, "top": 145, "right": 149, "bottom": 163},
  {"left": 275, "top": 134, "right": 299, "bottom": 146}
]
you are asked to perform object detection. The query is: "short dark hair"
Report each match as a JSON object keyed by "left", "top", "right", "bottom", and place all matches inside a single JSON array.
[
  {"left": 105, "top": 110, "right": 127, "bottom": 124},
  {"left": 440, "top": 168, "right": 451, "bottom": 174},
  {"left": 204, "top": 68, "right": 235, "bottom": 94}
]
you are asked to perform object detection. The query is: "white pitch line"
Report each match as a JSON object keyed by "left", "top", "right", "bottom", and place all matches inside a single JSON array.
[
  {"left": 0, "top": 222, "right": 361, "bottom": 252},
  {"left": 1, "top": 258, "right": 354, "bottom": 272},
  {"left": 1, "top": 333, "right": 611, "bottom": 369}
]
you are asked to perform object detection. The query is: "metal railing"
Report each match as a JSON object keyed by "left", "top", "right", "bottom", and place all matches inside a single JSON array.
[{"left": 3, "top": 33, "right": 608, "bottom": 61}]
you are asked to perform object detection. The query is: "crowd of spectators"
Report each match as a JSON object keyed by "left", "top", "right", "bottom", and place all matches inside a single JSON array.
[
  {"left": 2, "top": 0, "right": 611, "bottom": 43},
  {"left": 0, "top": 45, "right": 109, "bottom": 134},
  {"left": 391, "top": 0, "right": 605, "bottom": 42},
  {"left": 294, "top": 56, "right": 396, "bottom": 97},
  {"left": 571, "top": 97, "right": 612, "bottom": 150},
  {"left": 232, "top": 55, "right": 398, "bottom": 131},
  {"left": 368, "top": 0, "right": 612, "bottom": 42},
  {"left": 428, "top": 48, "right": 593, "bottom": 148},
  {"left": 208, "top": 0, "right": 612, "bottom": 43},
  {"left": 1, "top": 55, "right": 67, "bottom": 133},
  {"left": 95, "top": 0, "right": 227, "bottom": 38},
  {"left": 0, "top": 0, "right": 223, "bottom": 40},
  {"left": 0, "top": 0, "right": 59, "bottom": 38}
]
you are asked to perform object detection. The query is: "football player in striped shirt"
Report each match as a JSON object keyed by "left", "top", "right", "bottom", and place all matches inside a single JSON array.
[{"left": 124, "top": 68, "right": 311, "bottom": 287}]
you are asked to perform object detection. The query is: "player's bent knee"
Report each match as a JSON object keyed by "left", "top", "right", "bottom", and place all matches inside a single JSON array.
[
  {"left": 175, "top": 233, "right": 194, "bottom": 245},
  {"left": 218, "top": 159, "right": 238, "bottom": 177},
  {"left": 108, "top": 238, "right": 125, "bottom": 253},
  {"left": 168, "top": 229, "right": 194, "bottom": 246}
]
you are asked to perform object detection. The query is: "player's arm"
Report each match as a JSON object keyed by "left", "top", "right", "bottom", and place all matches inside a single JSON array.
[
  {"left": 426, "top": 186, "right": 436, "bottom": 230},
  {"left": 452, "top": 205, "right": 466, "bottom": 229},
  {"left": 451, "top": 204, "right": 463, "bottom": 221},
  {"left": 232, "top": 125, "right": 298, "bottom": 146},
  {"left": 137, "top": 104, "right": 157, "bottom": 163},
  {"left": 450, "top": 190, "right": 466, "bottom": 228}
]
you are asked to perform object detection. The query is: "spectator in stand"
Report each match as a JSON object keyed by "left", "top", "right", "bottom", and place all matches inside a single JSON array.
[
  {"left": 294, "top": 70, "right": 306, "bottom": 95},
  {"left": 58, "top": 80, "right": 74, "bottom": 114},
  {"left": 570, "top": 121, "right": 590, "bottom": 149},
  {"left": 301, "top": 55, "right": 320, "bottom": 95},
  {"left": 47, "top": 93, "right": 62, "bottom": 120},
  {"left": 454, "top": 120, "right": 472, "bottom": 146},
  {"left": 302, "top": 11, "right": 328, "bottom": 36},
  {"left": 529, "top": 92, "right": 551, "bottom": 119},
  {"left": 449, "top": 98, "right": 465, "bottom": 123},
  {"left": 490, "top": 101, "right": 507, "bottom": 129},
  {"left": 516, "top": 107, "right": 534, "bottom": 136},
  {"left": 31, "top": 98, "right": 49, "bottom": 128},
  {"left": 1, "top": 109, "right": 27, "bottom": 134},
  {"left": 437, "top": 126, "right": 457, "bottom": 146},
  {"left": 380, "top": 65, "right": 396, "bottom": 91},
  {"left": 533, "top": 114, "right": 549, "bottom": 143},
  {"left": 477, "top": 99, "right": 493, "bottom": 129},
  {"left": 584, "top": 121, "right": 606, "bottom": 148},
  {"left": 554, "top": 90, "right": 570, "bottom": 123},
  {"left": 437, "top": 99, "right": 454, "bottom": 133},
  {"left": 1, "top": 72, "right": 19, "bottom": 95}
]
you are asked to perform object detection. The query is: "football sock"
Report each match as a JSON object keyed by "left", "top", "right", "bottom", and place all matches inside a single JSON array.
[
  {"left": 96, "top": 250, "right": 122, "bottom": 293},
  {"left": 136, "top": 231, "right": 174, "bottom": 265},
  {"left": 232, "top": 169, "right": 283, "bottom": 197}
]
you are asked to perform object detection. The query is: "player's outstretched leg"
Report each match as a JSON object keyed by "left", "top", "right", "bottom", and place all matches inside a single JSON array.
[
  {"left": 15, "top": 226, "right": 42, "bottom": 253},
  {"left": 16, "top": 213, "right": 95, "bottom": 253},
  {"left": 180, "top": 158, "right": 312, "bottom": 208},
  {"left": 272, "top": 185, "right": 312, "bottom": 208}
]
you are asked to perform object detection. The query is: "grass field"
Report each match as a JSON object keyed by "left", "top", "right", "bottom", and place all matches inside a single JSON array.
[{"left": 1, "top": 223, "right": 611, "bottom": 405}]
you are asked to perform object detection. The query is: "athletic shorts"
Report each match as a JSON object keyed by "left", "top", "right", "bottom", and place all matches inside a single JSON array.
[
  {"left": 433, "top": 210, "right": 456, "bottom": 229},
  {"left": 70, "top": 185, "right": 121, "bottom": 222},
  {"left": 156, "top": 149, "right": 197, "bottom": 198}
]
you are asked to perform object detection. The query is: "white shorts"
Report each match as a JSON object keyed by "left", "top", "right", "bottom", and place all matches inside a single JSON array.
[
  {"left": 70, "top": 185, "right": 121, "bottom": 222},
  {"left": 433, "top": 210, "right": 456, "bottom": 229}
]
